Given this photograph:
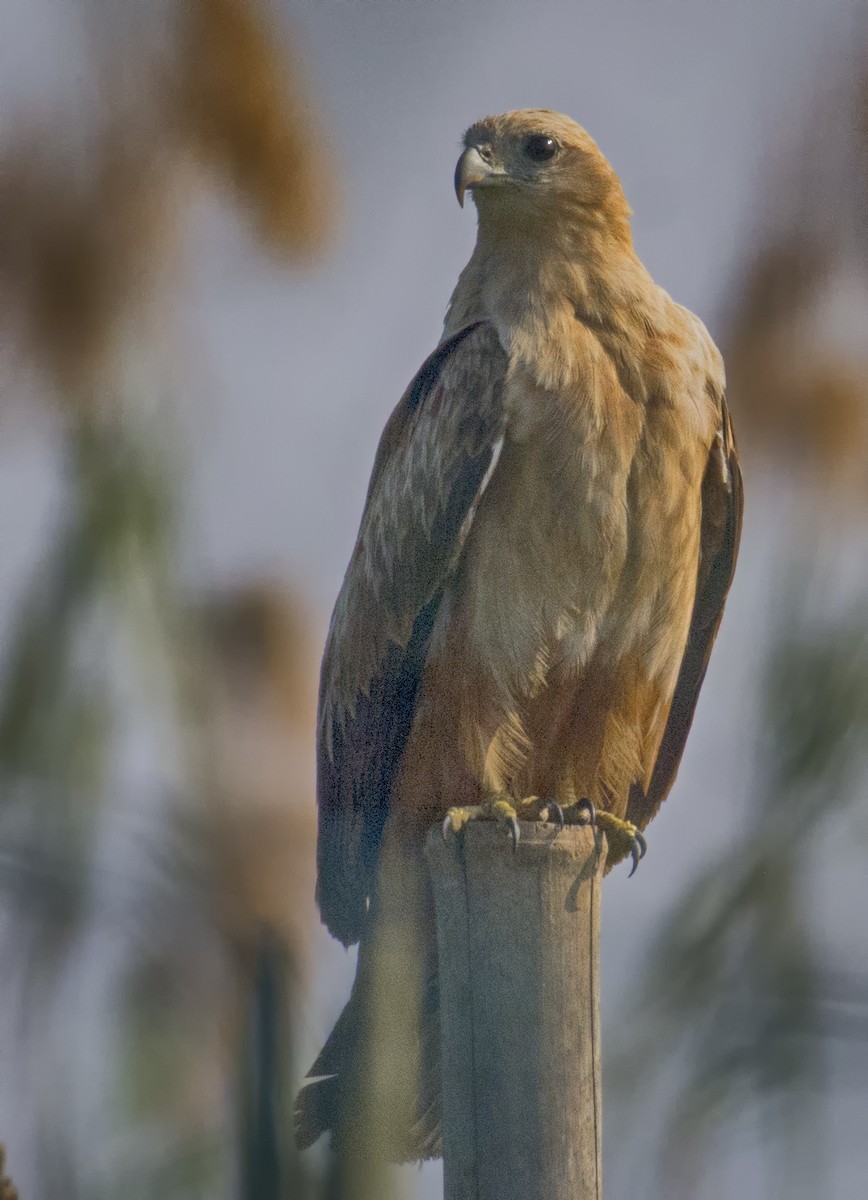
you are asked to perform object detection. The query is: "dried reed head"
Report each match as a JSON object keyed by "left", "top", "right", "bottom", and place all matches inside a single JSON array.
[
  {"left": 725, "top": 30, "right": 868, "bottom": 501},
  {"left": 0, "top": 1145, "right": 17, "bottom": 1200},
  {"left": 0, "top": 0, "right": 332, "bottom": 409},
  {"left": 727, "top": 236, "right": 868, "bottom": 495},
  {"left": 0, "top": 122, "right": 176, "bottom": 401},
  {"left": 197, "top": 583, "right": 318, "bottom": 980},
  {"left": 173, "top": 0, "right": 333, "bottom": 259}
]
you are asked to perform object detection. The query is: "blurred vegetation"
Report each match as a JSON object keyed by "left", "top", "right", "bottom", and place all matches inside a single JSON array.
[
  {"left": 610, "top": 26, "right": 868, "bottom": 1200},
  {"left": 0, "top": 2, "right": 377, "bottom": 1198},
  {"left": 0, "top": 1145, "right": 18, "bottom": 1200},
  {"left": 611, "top": 551, "right": 868, "bottom": 1197}
]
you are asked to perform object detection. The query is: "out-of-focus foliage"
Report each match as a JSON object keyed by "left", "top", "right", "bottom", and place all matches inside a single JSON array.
[
  {"left": 725, "top": 31, "right": 868, "bottom": 500},
  {"left": 0, "top": 0, "right": 334, "bottom": 411},
  {"left": 197, "top": 584, "right": 318, "bottom": 982},
  {"left": 0, "top": 1145, "right": 18, "bottom": 1200},
  {"left": 0, "top": 130, "right": 176, "bottom": 399},
  {"left": 175, "top": 0, "right": 334, "bottom": 258},
  {"left": 612, "top": 551, "right": 868, "bottom": 1196},
  {"left": 612, "top": 27, "right": 868, "bottom": 1200},
  {"left": 0, "top": 2, "right": 371, "bottom": 1198},
  {"left": 727, "top": 233, "right": 868, "bottom": 497}
]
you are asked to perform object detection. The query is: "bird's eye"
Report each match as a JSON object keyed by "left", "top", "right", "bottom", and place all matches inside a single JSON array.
[{"left": 522, "top": 134, "right": 558, "bottom": 163}]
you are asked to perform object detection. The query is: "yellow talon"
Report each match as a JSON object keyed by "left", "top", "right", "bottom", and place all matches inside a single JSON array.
[
  {"left": 594, "top": 811, "right": 647, "bottom": 876},
  {"left": 442, "top": 805, "right": 476, "bottom": 835},
  {"left": 441, "top": 797, "right": 521, "bottom": 850},
  {"left": 490, "top": 798, "right": 517, "bottom": 822}
]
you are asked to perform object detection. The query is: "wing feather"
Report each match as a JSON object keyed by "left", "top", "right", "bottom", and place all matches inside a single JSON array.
[
  {"left": 627, "top": 395, "right": 743, "bottom": 829},
  {"left": 317, "top": 321, "right": 508, "bottom": 944}
]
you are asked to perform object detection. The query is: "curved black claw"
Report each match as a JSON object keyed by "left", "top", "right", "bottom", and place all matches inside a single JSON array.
[
  {"left": 442, "top": 813, "right": 454, "bottom": 841},
  {"left": 545, "top": 800, "right": 565, "bottom": 829},
  {"left": 576, "top": 797, "right": 597, "bottom": 827},
  {"left": 628, "top": 831, "right": 648, "bottom": 878},
  {"left": 508, "top": 814, "right": 520, "bottom": 852}
]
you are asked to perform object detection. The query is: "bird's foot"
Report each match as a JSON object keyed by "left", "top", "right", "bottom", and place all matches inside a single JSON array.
[
  {"left": 507, "top": 794, "right": 571, "bottom": 827},
  {"left": 588, "top": 808, "right": 647, "bottom": 877},
  {"left": 441, "top": 794, "right": 575, "bottom": 849},
  {"left": 440, "top": 795, "right": 646, "bottom": 872},
  {"left": 442, "top": 794, "right": 520, "bottom": 849}
]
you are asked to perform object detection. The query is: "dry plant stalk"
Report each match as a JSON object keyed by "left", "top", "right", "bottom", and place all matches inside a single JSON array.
[
  {"left": 197, "top": 583, "right": 318, "bottom": 982},
  {"left": 0, "top": 125, "right": 175, "bottom": 401},
  {"left": 0, "top": 1145, "right": 17, "bottom": 1200},
  {"left": 0, "top": 0, "right": 333, "bottom": 411},
  {"left": 725, "top": 38, "right": 868, "bottom": 498},
  {"left": 173, "top": 0, "right": 333, "bottom": 257},
  {"left": 186, "top": 583, "right": 321, "bottom": 1196},
  {"left": 0, "top": 3, "right": 332, "bottom": 1195},
  {"left": 726, "top": 237, "right": 868, "bottom": 493}
]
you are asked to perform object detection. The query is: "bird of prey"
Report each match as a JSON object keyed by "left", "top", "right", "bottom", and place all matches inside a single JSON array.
[{"left": 295, "top": 109, "right": 742, "bottom": 1160}]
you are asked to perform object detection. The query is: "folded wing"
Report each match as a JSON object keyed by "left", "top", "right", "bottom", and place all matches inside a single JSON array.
[
  {"left": 317, "top": 322, "right": 508, "bottom": 945},
  {"left": 627, "top": 395, "right": 743, "bottom": 829}
]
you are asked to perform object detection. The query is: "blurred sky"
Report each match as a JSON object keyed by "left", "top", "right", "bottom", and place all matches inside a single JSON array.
[{"left": 2, "top": 2, "right": 868, "bottom": 1198}]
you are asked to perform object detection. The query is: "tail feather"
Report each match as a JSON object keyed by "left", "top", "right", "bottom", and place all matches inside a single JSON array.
[
  {"left": 294, "top": 1071, "right": 341, "bottom": 1152},
  {"left": 294, "top": 974, "right": 357, "bottom": 1152},
  {"left": 294, "top": 952, "right": 443, "bottom": 1161},
  {"left": 305, "top": 999, "right": 354, "bottom": 1080}
]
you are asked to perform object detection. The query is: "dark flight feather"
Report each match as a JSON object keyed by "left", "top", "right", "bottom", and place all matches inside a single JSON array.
[
  {"left": 627, "top": 397, "right": 743, "bottom": 829},
  {"left": 315, "top": 321, "right": 508, "bottom": 945}
]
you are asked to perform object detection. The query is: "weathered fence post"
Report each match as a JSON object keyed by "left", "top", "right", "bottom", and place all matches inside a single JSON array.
[{"left": 424, "top": 821, "right": 604, "bottom": 1200}]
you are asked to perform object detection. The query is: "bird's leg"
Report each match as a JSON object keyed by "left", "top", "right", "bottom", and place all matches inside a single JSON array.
[
  {"left": 442, "top": 794, "right": 571, "bottom": 849},
  {"left": 515, "top": 794, "right": 567, "bottom": 825},
  {"left": 441, "top": 795, "right": 646, "bottom": 873},
  {"left": 594, "top": 811, "right": 647, "bottom": 876},
  {"left": 441, "top": 792, "right": 523, "bottom": 849},
  {"left": 562, "top": 799, "right": 647, "bottom": 877}
]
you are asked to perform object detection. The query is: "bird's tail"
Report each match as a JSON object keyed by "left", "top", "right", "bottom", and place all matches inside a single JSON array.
[{"left": 294, "top": 932, "right": 443, "bottom": 1161}]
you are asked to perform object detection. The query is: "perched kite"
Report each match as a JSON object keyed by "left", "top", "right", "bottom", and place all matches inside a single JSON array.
[{"left": 296, "top": 109, "right": 742, "bottom": 1159}]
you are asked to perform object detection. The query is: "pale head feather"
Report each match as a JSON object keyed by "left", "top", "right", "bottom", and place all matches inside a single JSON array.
[{"left": 461, "top": 109, "right": 632, "bottom": 243}]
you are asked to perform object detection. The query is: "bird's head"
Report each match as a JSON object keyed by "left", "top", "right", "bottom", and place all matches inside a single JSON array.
[{"left": 455, "top": 109, "right": 631, "bottom": 242}]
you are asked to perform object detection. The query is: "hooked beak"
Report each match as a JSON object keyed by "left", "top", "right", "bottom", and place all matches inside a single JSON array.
[{"left": 454, "top": 146, "right": 504, "bottom": 207}]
